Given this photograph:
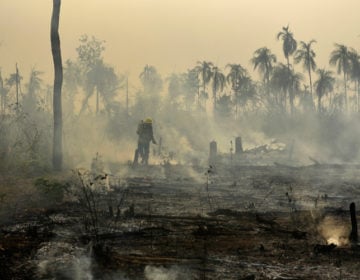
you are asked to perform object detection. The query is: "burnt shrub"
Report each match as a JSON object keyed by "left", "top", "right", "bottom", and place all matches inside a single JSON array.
[{"left": 34, "top": 178, "right": 69, "bottom": 206}]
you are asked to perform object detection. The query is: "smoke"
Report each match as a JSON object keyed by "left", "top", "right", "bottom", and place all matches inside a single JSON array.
[
  {"left": 36, "top": 242, "right": 94, "bottom": 280},
  {"left": 63, "top": 114, "right": 137, "bottom": 170},
  {"left": 61, "top": 108, "right": 360, "bottom": 176},
  {"left": 317, "top": 215, "right": 350, "bottom": 246},
  {"left": 73, "top": 255, "right": 93, "bottom": 280},
  {"left": 144, "top": 265, "right": 192, "bottom": 280}
]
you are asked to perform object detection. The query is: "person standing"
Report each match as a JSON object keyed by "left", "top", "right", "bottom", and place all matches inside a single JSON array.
[{"left": 133, "top": 118, "right": 157, "bottom": 165}]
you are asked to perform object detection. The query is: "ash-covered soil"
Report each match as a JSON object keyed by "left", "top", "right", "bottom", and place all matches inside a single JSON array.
[{"left": 1, "top": 163, "right": 360, "bottom": 279}]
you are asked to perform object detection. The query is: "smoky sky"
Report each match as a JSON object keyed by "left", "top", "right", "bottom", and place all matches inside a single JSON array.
[{"left": 0, "top": 0, "right": 359, "bottom": 83}]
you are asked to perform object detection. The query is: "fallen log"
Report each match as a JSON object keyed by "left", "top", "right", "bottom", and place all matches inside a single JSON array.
[
  {"left": 112, "top": 254, "right": 202, "bottom": 265},
  {"left": 256, "top": 214, "right": 307, "bottom": 239}
]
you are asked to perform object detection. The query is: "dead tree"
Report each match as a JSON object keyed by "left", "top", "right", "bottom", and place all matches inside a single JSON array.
[
  {"left": 51, "top": 0, "right": 63, "bottom": 171},
  {"left": 349, "top": 202, "right": 358, "bottom": 244},
  {"left": 209, "top": 141, "right": 217, "bottom": 165},
  {"left": 235, "top": 136, "right": 243, "bottom": 155}
]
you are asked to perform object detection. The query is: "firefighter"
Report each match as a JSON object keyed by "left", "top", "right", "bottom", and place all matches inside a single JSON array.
[{"left": 133, "top": 118, "right": 157, "bottom": 165}]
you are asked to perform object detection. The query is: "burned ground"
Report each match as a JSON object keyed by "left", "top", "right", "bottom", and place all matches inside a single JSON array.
[{"left": 1, "top": 163, "right": 360, "bottom": 279}]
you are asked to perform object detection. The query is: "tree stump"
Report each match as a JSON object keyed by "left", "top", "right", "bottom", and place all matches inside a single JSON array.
[
  {"left": 235, "top": 136, "right": 243, "bottom": 155},
  {"left": 349, "top": 202, "right": 358, "bottom": 244},
  {"left": 209, "top": 141, "right": 217, "bottom": 165}
]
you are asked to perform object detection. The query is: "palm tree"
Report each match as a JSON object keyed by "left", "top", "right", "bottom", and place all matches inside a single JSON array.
[
  {"left": 276, "top": 26, "right": 297, "bottom": 114},
  {"left": 137, "top": 65, "right": 163, "bottom": 116},
  {"left": 51, "top": 0, "right": 63, "bottom": 171},
  {"left": 314, "top": 69, "right": 335, "bottom": 112},
  {"left": 0, "top": 70, "right": 5, "bottom": 113},
  {"left": 329, "top": 43, "right": 352, "bottom": 112},
  {"left": 194, "top": 61, "right": 213, "bottom": 108},
  {"left": 348, "top": 50, "right": 360, "bottom": 112},
  {"left": 288, "top": 69, "right": 303, "bottom": 114},
  {"left": 216, "top": 94, "right": 233, "bottom": 119},
  {"left": 226, "top": 64, "right": 246, "bottom": 117},
  {"left": 226, "top": 63, "right": 246, "bottom": 95},
  {"left": 251, "top": 47, "right": 277, "bottom": 87},
  {"left": 271, "top": 63, "right": 303, "bottom": 114},
  {"left": 166, "top": 73, "right": 182, "bottom": 101},
  {"left": 211, "top": 66, "right": 226, "bottom": 109},
  {"left": 276, "top": 25, "right": 297, "bottom": 70},
  {"left": 294, "top": 40, "right": 317, "bottom": 104},
  {"left": 271, "top": 63, "right": 291, "bottom": 111},
  {"left": 139, "top": 64, "right": 163, "bottom": 95},
  {"left": 183, "top": 68, "right": 199, "bottom": 111},
  {"left": 236, "top": 74, "right": 257, "bottom": 114}
]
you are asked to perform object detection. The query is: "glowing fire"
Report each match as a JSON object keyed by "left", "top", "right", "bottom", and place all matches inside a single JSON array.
[
  {"left": 327, "top": 237, "right": 341, "bottom": 246},
  {"left": 318, "top": 216, "right": 350, "bottom": 247}
]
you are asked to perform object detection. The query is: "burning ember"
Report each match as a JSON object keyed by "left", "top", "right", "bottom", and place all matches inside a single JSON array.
[{"left": 318, "top": 216, "right": 350, "bottom": 246}]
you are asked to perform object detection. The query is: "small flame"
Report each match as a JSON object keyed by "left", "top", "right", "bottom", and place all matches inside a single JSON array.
[
  {"left": 327, "top": 235, "right": 349, "bottom": 246},
  {"left": 327, "top": 237, "right": 340, "bottom": 246},
  {"left": 318, "top": 216, "right": 350, "bottom": 247}
]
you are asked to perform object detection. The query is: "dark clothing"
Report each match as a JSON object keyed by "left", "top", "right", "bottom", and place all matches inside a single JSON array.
[
  {"left": 137, "top": 123, "right": 156, "bottom": 144},
  {"left": 138, "top": 141, "right": 150, "bottom": 164},
  {"left": 135, "top": 122, "right": 156, "bottom": 165}
]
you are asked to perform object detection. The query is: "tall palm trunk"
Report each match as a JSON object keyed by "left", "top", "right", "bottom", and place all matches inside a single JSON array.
[
  {"left": 233, "top": 85, "right": 239, "bottom": 120},
  {"left": 51, "top": 0, "right": 63, "bottom": 171},
  {"left": 286, "top": 57, "right": 293, "bottom": 114},
  {"left": 318, "top": 95, "right": 321, "bottom": 113},
  {"left": 212, "top": 83, "right": 217, "bottom": 110},
  {"left": 355, "top": 79, "right": 358, "bottom": 113},
  {"left": 202, "top": 81, "right": 206, "bottom": 111},
  {"left": 0, "top": 71, "right": 4, "bottom": 113},
  {"left": 289, "top": 88, "right": 294, "bottom": 115},
  {"left": 197, "top": 84, "right": 200, "bottom": 109},
  {"left": 344, "top": 71, "right": 348, "bottom": 112},
  {"left": 235, "top": 100, "right": 238, "bottom": 120},
  {"left": 308, "top": 66, "right": 314, "bottom": 107},
  {"left": 282, "top": 91, "right": 287, "bottom": 112},
  {"left": 15, "top": 64, "right": 19, "bottom": 109},
  {"left": 265, "top": 67, "right": 271, "bottom": 97},
  {"left": 286, "top": 57, "right": 291, "bottom": 70},
  {"left": 358, "top": 79, "right": 360, "bottom": 113},
  {"left": 96, "top": 87, "right": 99, "bottom": 114}
]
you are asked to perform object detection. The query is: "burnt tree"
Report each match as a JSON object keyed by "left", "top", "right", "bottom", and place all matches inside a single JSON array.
[
  {"left": 51, "top": 0, "right": 63, "bottom": 171},
  {"left": 349, "top": 202, "right": 358, "bottom": 244}
]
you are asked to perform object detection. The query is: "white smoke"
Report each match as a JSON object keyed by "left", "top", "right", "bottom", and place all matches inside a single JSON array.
[
  {"left": 144, "top": 265, "right": 192, "bottom": 280},
  {"left": 317, "top": 215, "right": 350, "bottom": 246},
  {"left": 36, "top": 242, "right": 94, "bottom": 280}
]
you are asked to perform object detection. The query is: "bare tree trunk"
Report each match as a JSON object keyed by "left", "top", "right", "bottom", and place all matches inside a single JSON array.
[
  {"left": 96, "top": 87, "right": 99, "bottom": 114},
  {"left": 289, "top": 88, "right": 294, "bottom": 115},
  {"left": 344, "top": 71, "right": 347, "bottom": 113},
  {"left": 349, "top": 202, "right": 358, "bottom": 244},
  {"left": 126, "top": 77, "right": 129, "bottom": 118},
  {"left": 15, "top": 64, "right": 19, "bottom": 109},
  {"left": 308, "top": 67, "right": 314, "bottom": 110},
  {"left": 358, "top": 79, "right": 360, "bottom": 113},
  {"left": 51, "top": 0, "right": 63, "bottom": 171},
  {"left": 0, "top": 70, "right": 4, "bottom": 113}
]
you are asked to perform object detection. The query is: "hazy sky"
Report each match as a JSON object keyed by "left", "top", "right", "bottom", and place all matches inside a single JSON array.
[{"left": 0, "top": 0, "right": 359, "bottom": 85}]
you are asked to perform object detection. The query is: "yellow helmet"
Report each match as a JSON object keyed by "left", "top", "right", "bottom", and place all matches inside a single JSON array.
[{"left": 144, "top": 118, "right": 152, "bottom": 124}]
